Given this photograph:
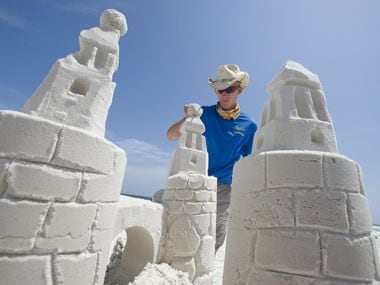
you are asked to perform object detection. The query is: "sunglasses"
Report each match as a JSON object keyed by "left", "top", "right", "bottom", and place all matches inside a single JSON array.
[{"left": 217, "top": 85, "right": 239, "bottom": 94}]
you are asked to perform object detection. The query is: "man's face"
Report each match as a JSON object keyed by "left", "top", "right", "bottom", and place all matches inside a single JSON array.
[{"left": 215, "top": 86, "right": 241, "bottom": 110}]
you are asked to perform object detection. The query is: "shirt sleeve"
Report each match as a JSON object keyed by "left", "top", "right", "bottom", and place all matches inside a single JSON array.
[{"left": 242, "top": 122, "right": 257, "bottom": 157}]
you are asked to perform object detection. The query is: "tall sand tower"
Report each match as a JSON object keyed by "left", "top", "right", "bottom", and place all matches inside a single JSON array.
[
  {"left": 160, "top": 104, "right": 217, "bottom": 285},
  {"left": 0, "top": 9, "right": 127, "bottom": 285},
  {"left": 224, "top": 61, "right": 379, "bottom": 284}
]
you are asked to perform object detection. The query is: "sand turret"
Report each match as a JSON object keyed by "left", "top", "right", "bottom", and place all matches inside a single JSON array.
[
  {"left": 22, "top": 9, "right": 127, "bottom": 137},
  {"left": 224, "top": 61, "right": 379, "bottom": 284},
  {"left": 160, "top": 104, "right": 217, "bottom": 284},
  {"left": 0, "top": 10, "right": 128, "bottom": 284}
]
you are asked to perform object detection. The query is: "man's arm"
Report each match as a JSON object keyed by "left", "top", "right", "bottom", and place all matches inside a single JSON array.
[
  {"left": 166, "top": 118, "right": 186, "bottom": 140},
  {"left": 166, "top": 105, "right": 189, "bottom": 141}
]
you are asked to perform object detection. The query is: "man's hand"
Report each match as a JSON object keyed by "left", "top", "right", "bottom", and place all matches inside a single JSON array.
[
  {"left": 166, "top": 104, "right": 190, "bottom": 141},
  {"left": 183, "top": 104, "right": 190, "bottom": 119}
]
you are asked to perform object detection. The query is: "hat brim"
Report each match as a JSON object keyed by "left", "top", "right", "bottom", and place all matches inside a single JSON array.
[{"left": 208, "top": 72, "right": 249, "bottom": 90}]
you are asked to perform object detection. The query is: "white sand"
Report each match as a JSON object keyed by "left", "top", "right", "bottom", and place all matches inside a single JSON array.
[
  {"left": 130, "top": 263, "right": 191, "bottom": 285},
  {"left": 105, "top": 229, "right": 379, "bottom": 285},
  {"left": 212, "top": 241, "right": 225, "bottom": 285}
]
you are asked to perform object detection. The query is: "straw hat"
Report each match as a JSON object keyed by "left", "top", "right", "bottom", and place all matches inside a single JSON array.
[{"left": 208, "top": 64, "right": 249, "bottom": 90}]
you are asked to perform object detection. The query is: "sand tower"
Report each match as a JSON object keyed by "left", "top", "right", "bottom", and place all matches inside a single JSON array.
[
  {"left": 0, "top": 9, "right": 127, "bottom": 284},
  {"left": 160, "top": 104, "right": 217, "bottom": 284},
  {"left": 224, "top": 61, "right": 379, "bottom": 284},
  {"left": 22, "top": 9, "right": 127, "bottom": 137}
]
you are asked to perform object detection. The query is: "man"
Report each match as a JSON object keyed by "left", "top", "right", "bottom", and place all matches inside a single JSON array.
[{"left": 167, "top": 64, "right": 257, "bottom": 252}]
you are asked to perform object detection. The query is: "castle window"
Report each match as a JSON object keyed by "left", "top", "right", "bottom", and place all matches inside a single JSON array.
[
  {"left": 95, "top": 49, "right": 108, "bottom": 69},
  {"left": 310, "top": 90, "right": 330, "bottom": 122},
  {"left": 70, "top": 78, "right": 90, "bottom": 95},
  {"left": 268, "top": 99, "right": 277, "bottom": 122},
  {"left": 295, "top": 88, "right": 314, "bottom": 119},
  {"left": 311, "top": 127, "right": 324, "bottom": 144}
]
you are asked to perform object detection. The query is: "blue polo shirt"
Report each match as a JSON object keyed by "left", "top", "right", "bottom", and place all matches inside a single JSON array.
[{"left": 201, "top": 105, "right": 257, "bottom": 185}]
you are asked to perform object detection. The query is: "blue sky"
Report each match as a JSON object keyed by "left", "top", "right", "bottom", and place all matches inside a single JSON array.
[{"left": 0, "top": 0, "right": 379, "bottom": 223}]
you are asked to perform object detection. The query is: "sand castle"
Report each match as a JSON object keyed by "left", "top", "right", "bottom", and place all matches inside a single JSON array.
[
  {"left": 0, "top": 9, "right": 216, "bottom": 285},
  {"left": 224, "top": 61, "right": 380, "bottom": 284},
  {"left": 0, "top": 9, "right": 163, "bottom": 285},
  {"left": 0, "top": 9, "right": 378, "bottom": 285}
]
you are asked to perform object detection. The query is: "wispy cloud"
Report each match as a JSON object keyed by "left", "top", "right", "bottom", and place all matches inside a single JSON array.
[
  {"left": 0, "top": 7, "right": 29, "bottom": 29},
  {"left": 0, "top": 82, "right": 29, "bottom": 111},
  {"left": 116, "top": 138, "right": 172, "bottom": 166},
  {"left": 114, "top": 138, "right": 172, "bottom": 196},
  {"left": 122, "top": 165, "right": 168, "bottom": 197},
  {"left": 43, "top": 0, "right": 130, "bottom": 15}
]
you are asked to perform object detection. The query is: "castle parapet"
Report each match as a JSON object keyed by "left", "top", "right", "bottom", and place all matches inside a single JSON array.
[{"left": 254, "top": 60, "right": 337, "bottom": 154}]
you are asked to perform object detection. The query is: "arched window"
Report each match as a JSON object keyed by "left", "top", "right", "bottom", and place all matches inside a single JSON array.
[{"left": 70, "top": 78, "right": 90, "bottom": 95}]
